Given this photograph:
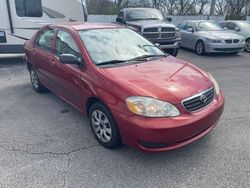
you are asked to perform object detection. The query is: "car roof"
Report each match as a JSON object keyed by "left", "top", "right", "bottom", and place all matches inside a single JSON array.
[{"left": 49, "top": 22, "right": 123, "bottom": 31}]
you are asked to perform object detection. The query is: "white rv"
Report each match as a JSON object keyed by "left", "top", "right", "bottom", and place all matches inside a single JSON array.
[{"left": 0, "top": 0, "right": 88, "bottom": 53}]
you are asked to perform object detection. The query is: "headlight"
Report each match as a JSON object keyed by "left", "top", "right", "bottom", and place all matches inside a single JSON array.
[
  {"left": 126, "top": 97, "right": 180, "bottom": 117},
  {"left": 241, "top": 38, "right": 245, "bottom": 42},
  {"left": 207, "top": 38, "right": 222, "bottom": 43},
  {"left": 176, "top": 30, "right": 181, "bottom": 38},
  {"left": 208, "top": 73, "right": 220, "bottom": 95}
]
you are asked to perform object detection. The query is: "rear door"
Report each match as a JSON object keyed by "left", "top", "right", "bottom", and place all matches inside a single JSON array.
[
  {"left": 50, "top": 29, "right": 83, "bottom": 109},
  {"left": 33, "top": 28, "right": 56, "bottom": 89}
]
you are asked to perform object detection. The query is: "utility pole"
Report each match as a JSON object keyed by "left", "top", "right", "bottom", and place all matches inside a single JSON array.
[{"left": 208, "top": 0, "right": 216, "bottom": 20}]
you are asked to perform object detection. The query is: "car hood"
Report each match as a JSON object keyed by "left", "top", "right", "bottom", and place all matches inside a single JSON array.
[
  {"left": 197, "top": 31, "right": 242, "bottom": 39},
  {"left": 98, "top": 56, "right": 212, "bottom": 104},
  {"left": 127, "top": 20, "right": 176, "bottom": 28}
]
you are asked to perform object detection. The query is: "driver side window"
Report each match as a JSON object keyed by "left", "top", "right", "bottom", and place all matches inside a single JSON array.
[{"left": 55, "top": 30, "right": 80, "bottom": 58}]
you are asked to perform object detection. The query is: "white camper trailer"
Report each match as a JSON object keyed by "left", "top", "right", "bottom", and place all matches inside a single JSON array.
[{"left": 0, "top": 0, "right": 88, "bottom": 53}]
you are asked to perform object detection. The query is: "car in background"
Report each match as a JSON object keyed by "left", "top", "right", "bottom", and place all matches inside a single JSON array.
[
  {"left": 24, "top": 23, "right": 224, "bottom": 152},
  {"left": 116, "top": 8, "right": 181, "bottom": 56},
  {"left": 177, "top": 20, "right": 245, "bottom": 55},
  {"left": 219, "top": 21, "right": 250, "bottom": 52}
]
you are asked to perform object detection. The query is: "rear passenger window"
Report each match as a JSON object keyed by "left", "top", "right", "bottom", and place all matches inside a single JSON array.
[
  {"left": 35, "top": 29, "right": 54, "bottom": 52},
  {"left": 220, "top": 22, "right": 228, "bottom": 28},
  {"left": 228, "top": 23, "right": 237, "bottom": 30},
  {"left": 184, "top": 22, "right": 194, "bottom": 30},
  {"left": 55, "top": 30, "right": 80, "bottom": 58}
]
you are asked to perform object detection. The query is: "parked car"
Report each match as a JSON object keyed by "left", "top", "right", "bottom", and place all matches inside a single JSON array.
[
  {"left": 24, "top": 23, "right": 224, "bottom": 152},
  {"left": 219, "top": 21, "right": 250, "bottom": 52},
  {"left": 116, "top": 8, "right": 181, "bottom": 56},
  {"left": 177, "top": 20, "right": 246, "bottom": 55}
]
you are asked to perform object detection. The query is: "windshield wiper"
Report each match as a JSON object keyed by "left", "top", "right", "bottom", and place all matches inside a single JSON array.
[
  {"left": 96, "top": 60, "right": 128, "bottom": 66},
  {"left": 129, "top": 54, "right": 168, "bottom": 61}
]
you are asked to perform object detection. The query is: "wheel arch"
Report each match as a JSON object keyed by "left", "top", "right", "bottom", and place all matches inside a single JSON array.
[
  {"left": 86, "top": 96, "right": 106, "bottom": 116},
  {"left": 195, "top": 39, "right": 206, "bottom": 53}
]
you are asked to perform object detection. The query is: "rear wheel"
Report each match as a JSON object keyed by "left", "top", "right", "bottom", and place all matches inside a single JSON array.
[
  {"left": 89, "top": 102, "right": 121, "bottom": 149},
  {"left": 195, "top": 40, "right": 205, "bottom": 55},
  {"left": 245, "top": 39, "right": 250, "bottom": 52},
  {"left": 29, "top": 67, "right": 47, "bottom": 93}
]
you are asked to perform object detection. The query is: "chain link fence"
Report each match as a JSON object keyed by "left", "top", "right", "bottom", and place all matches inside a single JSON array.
[{"left": 88, "top": 15, "right": 226, "bottom": 25}]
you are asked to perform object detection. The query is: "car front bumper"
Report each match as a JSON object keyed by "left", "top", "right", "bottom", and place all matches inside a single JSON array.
[
  {"left": 150, "top": 37, "right": 181, "bottom": 49},
  {"left": 205, "top": 42, "right": 246, "bottom": 53},
  {"left": 112, "top": 92, "right": 225, "bottom": 152}
]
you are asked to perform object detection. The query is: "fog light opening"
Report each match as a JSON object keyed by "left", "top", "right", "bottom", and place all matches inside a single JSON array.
[{"left": 138, "top": 140, "right": 168, "bottom": 148}]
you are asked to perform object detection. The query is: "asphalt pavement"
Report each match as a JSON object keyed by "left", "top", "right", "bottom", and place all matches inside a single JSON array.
[{"left": 0, "top": 50, "right": 249, "bottom": 188}]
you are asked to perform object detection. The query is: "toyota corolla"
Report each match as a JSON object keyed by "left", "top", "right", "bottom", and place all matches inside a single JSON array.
[{"left": 24, "top": 23, "right": 224, "bottom": 152}]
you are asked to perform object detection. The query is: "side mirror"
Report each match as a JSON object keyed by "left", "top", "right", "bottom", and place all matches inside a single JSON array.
[
  {"left": 235, "top": 27, "right": 240, "bottom": 32},
  {"left": 116, "top": 17, "right": 124, "bottom": 23},
  {"left": 59, "top": 54, "right": 82, "bottom": 65},
  {"left": 187, "top": 28, "right": 194, "bottom": 33},
  {"left": 166, "top": 17, "right": 172, "bottom": 22}
]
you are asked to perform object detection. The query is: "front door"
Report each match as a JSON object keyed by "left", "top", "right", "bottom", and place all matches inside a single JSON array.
[{"left": 50, "top": 29, "right": 83, "bottom": 110}]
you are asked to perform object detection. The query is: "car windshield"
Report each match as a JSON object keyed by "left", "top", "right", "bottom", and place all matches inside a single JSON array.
[
  {"left": 237, "top": 22, "right": 250, "bottom": 30},
  {"left": 78, "top": 28, "right": 165, "bottom": 66},
  {"left": 194, "top": 21, "right": 223, "bottom": 31},
  {"left": 126, "top": 9, "right": 164, "bottom": 21}
]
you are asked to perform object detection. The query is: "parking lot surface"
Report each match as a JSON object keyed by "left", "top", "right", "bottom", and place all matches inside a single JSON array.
[{"left": 0, "top": 50, "right": 249, "bottom": 188}]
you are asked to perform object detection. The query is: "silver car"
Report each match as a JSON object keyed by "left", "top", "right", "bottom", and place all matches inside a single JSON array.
[
  {"left": 178, "top": 20, "right": 246, "bottom": 55},
  {"left": 220, "top": 21, "right": 250, "bottom": 52}
]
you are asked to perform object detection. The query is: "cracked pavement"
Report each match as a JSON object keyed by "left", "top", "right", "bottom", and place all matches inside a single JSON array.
[{"left": 0, "top": 50, "right": 250, "bottom": 188}]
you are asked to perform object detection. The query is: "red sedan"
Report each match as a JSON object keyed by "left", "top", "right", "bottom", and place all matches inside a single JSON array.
[{"left": 24, "top": 23, "right": 224, "bottom": 152}]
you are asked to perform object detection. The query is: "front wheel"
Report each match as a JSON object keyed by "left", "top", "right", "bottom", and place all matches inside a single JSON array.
[
  {"left": 89, "top": 102, "right": 121, "bottom": 149},
  {"left": 195, "top": 40, "right": 205, "bottom": 55},
  {"left": 245, "top": 39, "right": 250, "bottom": 52}
]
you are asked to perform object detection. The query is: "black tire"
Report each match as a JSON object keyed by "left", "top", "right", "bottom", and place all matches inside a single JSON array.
[
  {"left": 195, "top": 40, "right": 205, "bottom": 55},
  {"left": 29, "top": 66, "right": 47, "bottom": 93},
  {"left": 245, "top": 38, "right": 250, "bottom": 52},
  {"left": 89, "top": 102, "right": 121, "bottom": 149},
  {"left": 164, "top": 48, "right": 179, "bottom": 57}
]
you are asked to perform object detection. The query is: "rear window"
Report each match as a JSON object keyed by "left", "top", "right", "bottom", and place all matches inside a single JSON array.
[{"left": 15, "top": 0, "right": 43, "bottom": 17}]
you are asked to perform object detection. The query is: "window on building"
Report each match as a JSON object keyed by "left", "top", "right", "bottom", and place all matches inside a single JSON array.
[{"left": 15, "top": 0, "right": 43, "bottom": 17}]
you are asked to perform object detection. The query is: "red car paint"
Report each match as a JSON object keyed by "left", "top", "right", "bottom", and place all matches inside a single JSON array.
[{"left": 24, "top": 23, "right": 224, "bottom": 152}]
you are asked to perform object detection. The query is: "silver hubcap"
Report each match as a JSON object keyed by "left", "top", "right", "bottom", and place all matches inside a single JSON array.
[
  {"left": 30, "top": 70, "right": 39, "bottom": 89},
  {"left": 91, "top": 110, "right": 112, "bottom": 143},
  {"left": 246, "top": 40, "right": 250, "bottom": 52},
  {"left": 197, "top": 42, "right": 204, "bottom": 54}
]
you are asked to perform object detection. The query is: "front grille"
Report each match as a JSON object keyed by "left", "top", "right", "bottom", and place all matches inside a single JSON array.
[
  {"left": 233, "top": 39, "right": 239, "bottom": 43},
  {"left": 162, "top": 27, "right": 175, "bottom": 32},
  {"left": 213, "top": 47, "right": 243, "bottom": 52},
  {"left": 143, "top": 33, "right": 159, "bottom": 39},
  {"left": 143, "top": 28, "right": 158, "bottom": 32},
  {"left": 142, "top": 27, "right": 176, "bottom": 40},
  {"left": 182, "top": 88, "right": 214, "bottom": 112},
  {"left": 225, "top": 39, "right": 232, "bottom": 44},
  {"left": 161, "top": 33, "right": 175, "bottom": 39}
]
